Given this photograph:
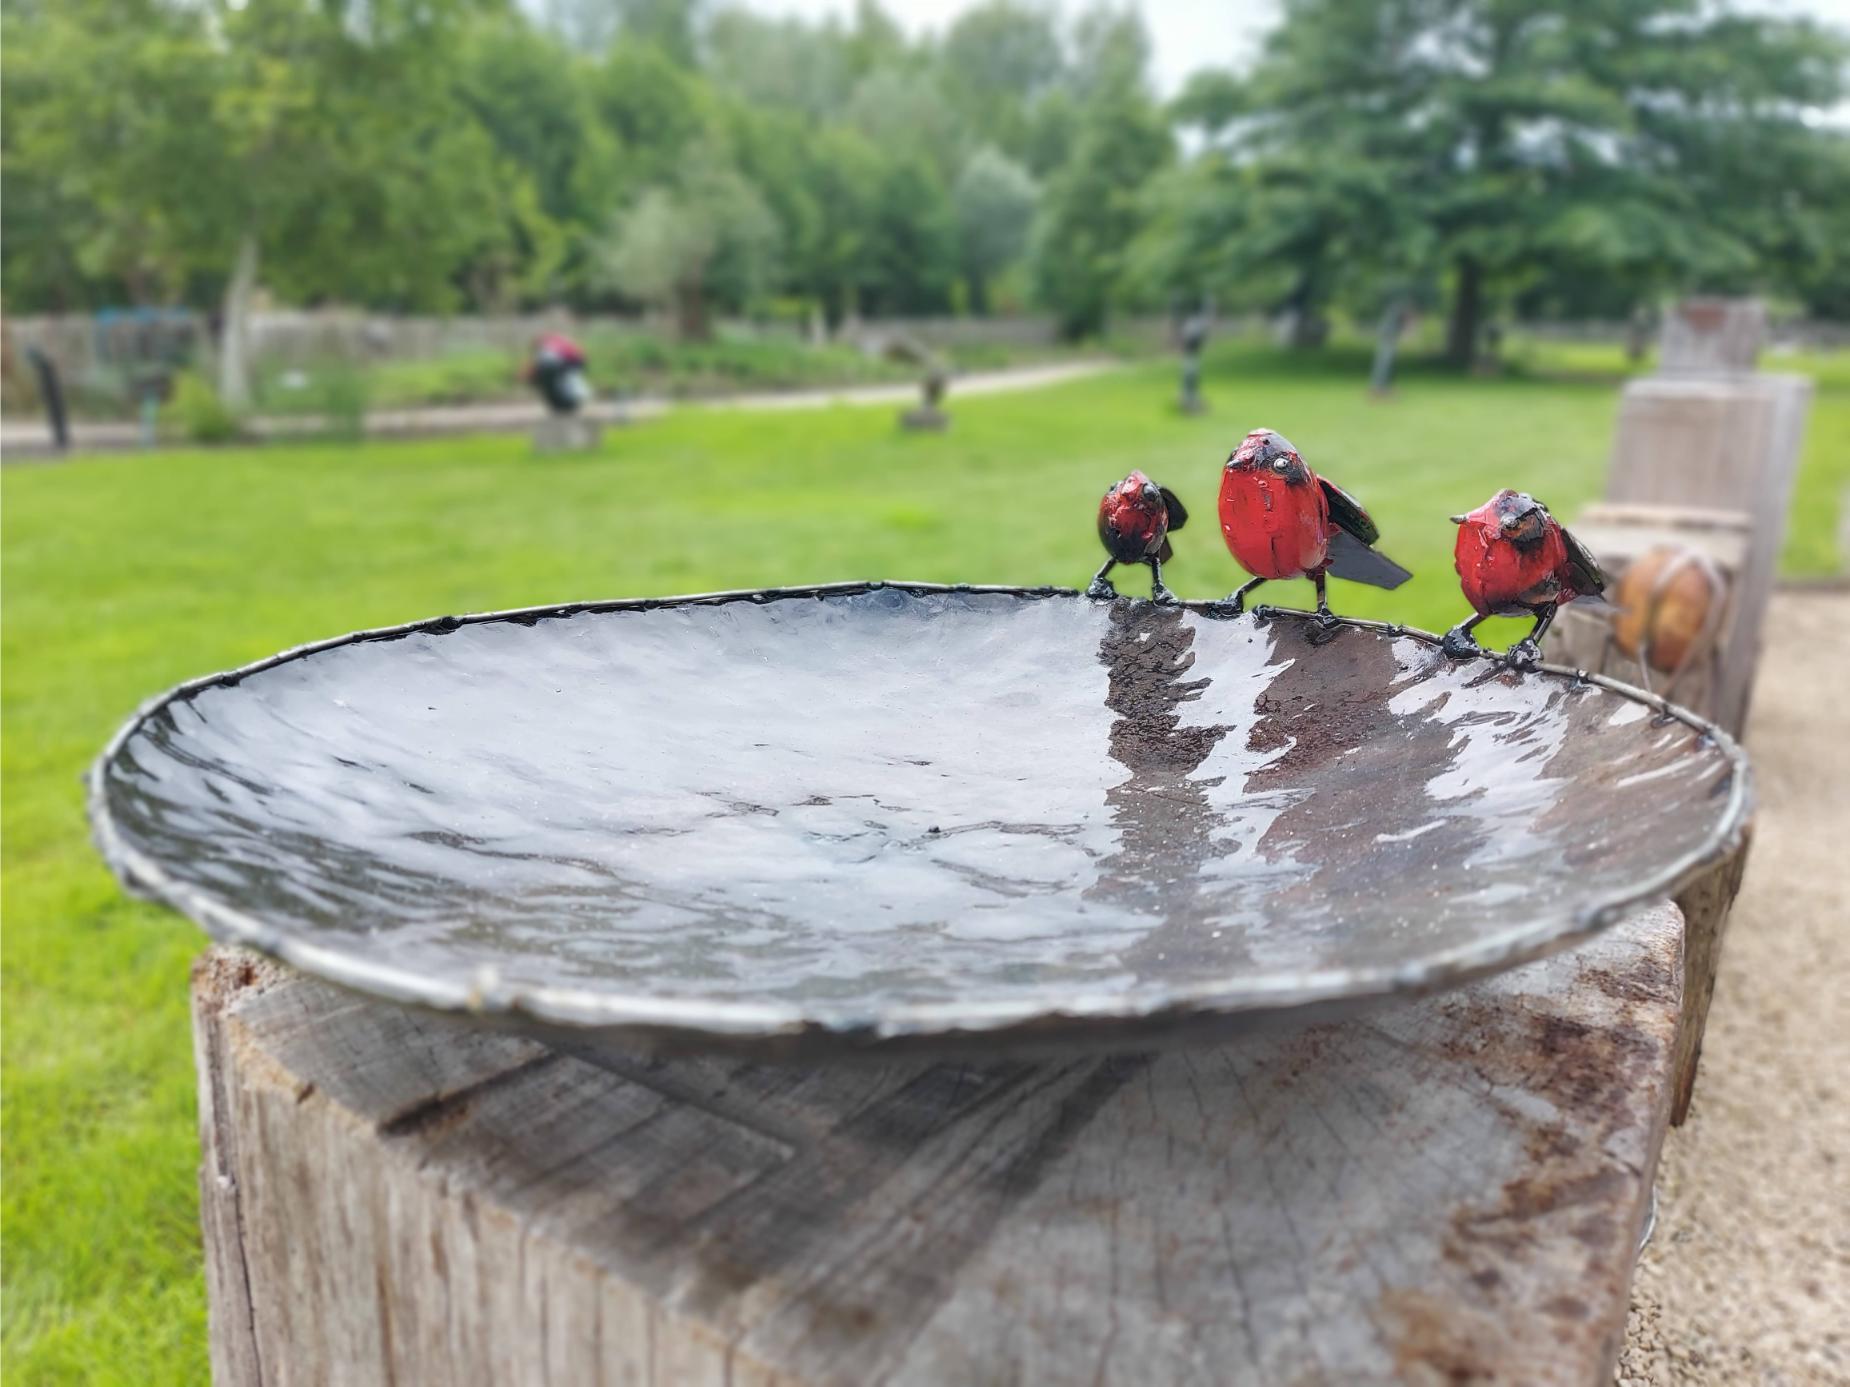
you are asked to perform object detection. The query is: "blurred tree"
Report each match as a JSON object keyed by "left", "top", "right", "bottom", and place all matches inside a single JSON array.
[
  {"left": 845, "top": 67, "right": 966, "bottom": 179},
  {"left": 590, "top": 42, "right": 712, "bottom": 188},
  {"left": 1018, "top": 86, "right": 1081, "bottom": 177},
  {"left": 1, "top": 0, "right": 214, "bottom": 309},
  {"left": 1173, "top": 0, "right": 1850, "bottom": 365},
  {"left": 455, "top": 17, "right": 622, "bottom": 298},
  {"left": 1146, "top": 67, "right": 1435, "bottom": 347},
  {"left": 862, "top": 155, "right": 961, "bottom": 315},
  {"left": 595, "top": 147, "right": 780, "bottom": 338},
  {"left": 799, "top": 125, "right": 886, "bottom": 324},
  {"left": 706, "top": 10, "right": 855, "bottom": 118},
  {"left": 952, "top": 147, "right": 1038, "bottom": 315},
  {"left": 843, "top": 0, "right": 910, "bottom": 81},
  {"left": 1030, "top": 33, "right": 1172, "bottom": 339},
  {"left": 1067, "top": 2, "right": 1153, "bottom": 103},
  {"left": 938, "top": 1, "right": 1064, "bottom": 163},
  {"left": 1782, "top": 139, "right": 1850, "bottom": 319},
  {"left": 2, "top": 0, "right": 510, "bottom": 404},
  {"left": 537, "top": 0, "right": 618, "bottom": 56},
  {"left": 612, "top": 0, "right": 705, "bottom": 66}
]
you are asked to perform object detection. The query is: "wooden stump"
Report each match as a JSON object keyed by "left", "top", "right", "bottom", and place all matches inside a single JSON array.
[{"left": 193, "top": 903, "right": 1685, "bottom": 1385}]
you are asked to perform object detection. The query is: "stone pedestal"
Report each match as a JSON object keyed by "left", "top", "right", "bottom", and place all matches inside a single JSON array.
[
  {"left": 531, "top": 414, "right": 603, "bottom": 452},
  {"left": 898, "top": 406, "right": 949, "bottom": 432}
]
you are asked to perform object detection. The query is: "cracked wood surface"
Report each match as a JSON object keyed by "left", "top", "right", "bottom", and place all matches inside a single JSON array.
[{"left": 193, "top": 902, "right": 1682, "bottom": 1386}]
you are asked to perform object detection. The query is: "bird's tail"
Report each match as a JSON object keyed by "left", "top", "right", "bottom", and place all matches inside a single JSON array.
[{"left": 1325, "top": 528, "right": 1412, "bottom": 590}]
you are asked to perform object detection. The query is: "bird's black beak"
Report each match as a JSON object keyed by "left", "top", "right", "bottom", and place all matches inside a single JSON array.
[{"left": 1449, "top": 514, "right": 1467, "bottom": 524}]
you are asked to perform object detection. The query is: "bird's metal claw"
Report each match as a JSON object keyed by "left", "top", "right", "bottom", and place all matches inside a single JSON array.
[
  {"left": 1207, "top": 596, "right": 1245, "bottom": 618},
  {"left": 1440, "top": 627, "right": 1484, "bottom": 660},
  {"left": 1086, "top": 578, "right": 1118, "bottom": 600},
  {"left": 1314, "top": 607, "right": 1340, "bottom": 630},
  {"left": 1151, "top": 585, "right": 1180, "bottom": 606},
  {"left": 1502, "top": 638, "right": 1543, "bottom": 670}
]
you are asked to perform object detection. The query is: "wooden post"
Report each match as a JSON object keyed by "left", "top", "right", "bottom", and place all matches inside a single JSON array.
[
  {"left": 1599, "top": 374, "right": 1810, "bottom": 735},
  {"left": 194, "top": 903, "right": 1685, "bottom": 1386},
  {"left": 1543, "top": 300, "right": 1789, "bottom": 1124},
  {"left": 1655, "top": 297, "right": 1765, "bottom": 377}
]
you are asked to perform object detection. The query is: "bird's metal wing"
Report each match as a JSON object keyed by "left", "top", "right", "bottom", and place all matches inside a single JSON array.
[
  {"left": 1324, "top": 528, "right": 1412, "bottom": 590},
  {"left": 1319, "top": 477, "right": 1380, "bottom": 545},
  {"left": 1159, "top": 486, "right": 1189, "bottom": 532},
  {"left": 1561, "top": 524, "right": 1607, "bottom": 597}
]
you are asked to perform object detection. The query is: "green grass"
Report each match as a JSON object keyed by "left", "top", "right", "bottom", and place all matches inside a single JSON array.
[{"left": 3, "top": 343, "right": 1845, "bottom": 1383}]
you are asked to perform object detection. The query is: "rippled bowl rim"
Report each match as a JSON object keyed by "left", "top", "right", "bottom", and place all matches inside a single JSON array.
[{"left": 87, "top": 581, "right": 1753, "bottom": 1047}]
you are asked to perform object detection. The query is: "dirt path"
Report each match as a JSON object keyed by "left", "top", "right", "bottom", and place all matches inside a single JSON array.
[
  {"left": 1620, "top": 590, "right": 1850, "bottom": 1385},
  {"left": 0, "top": 359, "right": 1122, "bottom": 459}
]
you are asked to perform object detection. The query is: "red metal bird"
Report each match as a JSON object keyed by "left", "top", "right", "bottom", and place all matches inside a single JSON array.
[
  {"left": 1090, "top": 470, "right": 1188, "bottom": 603},
  {"left": 1441, "top": 489, "right": 1607, "bottom": 666},
  {"left": 1214, "top": 428, "right": 1411, "bottom": 623}
]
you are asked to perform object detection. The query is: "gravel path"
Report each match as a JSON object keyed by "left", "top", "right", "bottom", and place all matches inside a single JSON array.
[
  {"left": 0, "top": 359, "right": 1121, "bottom": 458},
  {"left": 1620, "top": 590, "right": 1850, "bottom": 1385}
]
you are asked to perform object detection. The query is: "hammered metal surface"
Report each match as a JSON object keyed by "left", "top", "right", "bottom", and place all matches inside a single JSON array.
[{"left": 92, "top": 586, "right": 1746, "bottom": 1053}]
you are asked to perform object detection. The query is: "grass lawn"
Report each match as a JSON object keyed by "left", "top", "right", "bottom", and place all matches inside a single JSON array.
[{"left": 3, "top": 341, "right": 1844, "bottom": 1382}]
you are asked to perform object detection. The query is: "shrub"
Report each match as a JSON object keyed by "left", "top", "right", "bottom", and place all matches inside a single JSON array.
[
  {"left": 164, "top": 371, "right": 242, "bottom": 443},
  {"left": 309, "top": 360, "right": 372, "bottom": 441}
]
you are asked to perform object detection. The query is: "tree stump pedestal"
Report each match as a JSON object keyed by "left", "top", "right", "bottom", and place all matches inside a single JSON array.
[{"left": 192, "top": 900, "right": 1692, "bottom": 1385}]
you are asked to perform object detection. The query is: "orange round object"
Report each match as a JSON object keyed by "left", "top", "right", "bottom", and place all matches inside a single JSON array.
[{"left": 1612, "top": 545, "right": 1725, "bottom": 673}]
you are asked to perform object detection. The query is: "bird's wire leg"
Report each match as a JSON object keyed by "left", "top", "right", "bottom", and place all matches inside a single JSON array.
[
  {"left": 1440, "top": 612, "right": 1488, "bottom": 659},
  {"left": 1504, "top": 605, "right": 1557, "bottom": 669},
  {"left": 1086, "top": 558, "right": 1118, "bottom": 600},
  {"left": 1149, "top": 556, "right": 1178, "bottom": 605},
  {"left": 1312, "top": 570, "right": 1338, "bottom": 628},
  {"left": 1210, "top": 575, "right": 1267, "bottom": 617}
]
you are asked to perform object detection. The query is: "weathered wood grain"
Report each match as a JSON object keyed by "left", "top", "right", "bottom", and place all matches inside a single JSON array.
[
  {"left": 194, "top": 905, "right": 1685, "bottom": 1386},
  {"left": 1667, "top": 834, "right": 1753, "bottom": 1125}
]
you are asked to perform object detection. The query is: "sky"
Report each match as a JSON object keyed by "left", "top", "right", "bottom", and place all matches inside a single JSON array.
[{"left": 747, "top": 0, "right": 1850, "bottom": 97}]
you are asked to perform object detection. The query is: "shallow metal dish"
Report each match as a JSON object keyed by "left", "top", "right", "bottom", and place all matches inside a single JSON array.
[{"left": 90, "top": 582, "right": 1749, "bottom": 1058}]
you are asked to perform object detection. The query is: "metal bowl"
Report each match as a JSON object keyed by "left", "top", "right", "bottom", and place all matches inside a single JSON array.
[{"left": 90, "top": 582, "right": 1749, "bottom": 1058}]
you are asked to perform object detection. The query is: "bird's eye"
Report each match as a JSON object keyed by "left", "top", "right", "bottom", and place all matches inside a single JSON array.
[{"left": 1271, "top": 459, "right": 1289, "bottom": 473}]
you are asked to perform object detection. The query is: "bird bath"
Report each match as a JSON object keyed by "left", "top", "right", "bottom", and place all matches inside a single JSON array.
[{"left": 90, "top": 582, "right": 1749, "bottom": 1059}]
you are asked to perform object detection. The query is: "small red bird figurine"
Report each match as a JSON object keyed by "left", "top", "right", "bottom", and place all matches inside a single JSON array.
[
  {"left": 1214, "top": 428, "right": 1411, "bottom": 622},
  {"left": 1442, "top": 489, "right": 1607, "bottom": 666},
  {"left": 1090, "top": 470, "right": 1188, "bottom": 603}
]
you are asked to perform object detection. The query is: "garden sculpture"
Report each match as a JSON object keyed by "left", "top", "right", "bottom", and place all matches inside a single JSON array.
[
  {"left": 525, "top": 332, "right": 590, "bottom": 415},
  {"left": 1089, "top": 470, "right": 1188, "bottom": 603},
  {"left": 1213, "top": 428, "right": 1411, "bottom": 622},
  {"left": 1612, "top": 543, "right": 1727, "bottom": 697},
  {"left": 1442, "top": 489, "right": 1608, "bottom": 666},
  {"left": 900, "top": 364, "right": 950, "bottom": 431},
  {"left": 25, "top": 345, "right": 68, "bottom": 451},
  {"left": 1178, "top": 309, "right": 1209, "bottom": 414}
]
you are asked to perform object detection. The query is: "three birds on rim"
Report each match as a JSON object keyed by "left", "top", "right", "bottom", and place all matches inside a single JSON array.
[{"left": 1092, "top": 427, "right": 1606, "bottom": 667}]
